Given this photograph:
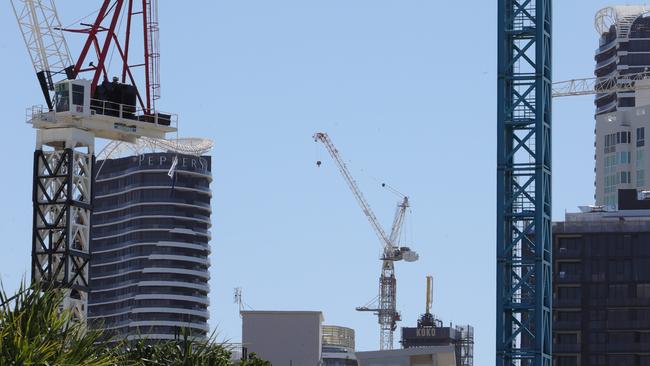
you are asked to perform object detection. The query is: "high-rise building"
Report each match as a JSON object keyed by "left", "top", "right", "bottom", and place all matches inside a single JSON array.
[
  {"left": 594, "top": 6, "right": 650, "bottom": 208},
  {"left": 88, "top": 139, "right": 212, "bottom": 341},
  {"left": 595, "top": 6, "right": 650, "bottom": 115},
  {"left": 553, "top": 190, "right": 650, "bottom": 366}
]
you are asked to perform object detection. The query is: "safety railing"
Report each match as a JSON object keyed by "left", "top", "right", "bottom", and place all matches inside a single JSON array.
[
  {"left": 26, "top": 99, "right": 178, "bottom": 131},
  {"left": 88, "top": 98, "right": 178, "bottom": 129}
]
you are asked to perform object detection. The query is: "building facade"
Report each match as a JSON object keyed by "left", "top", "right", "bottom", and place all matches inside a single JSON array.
[
  {"left": 241, "top": 311, "right": 324, "bottom": 365},
  {"left": 595, "top": 99, "right": 650, "bottom": 208},
  {"left": 89, "top": 148, "right": 212, "bottom": 341},
  {"left": 594, "top": 6, "right": 650, "bottom": 208},
  {"left": 595, "top": 6, "right": 650, "bottom": 116},
  {"left": 355, "top": 346, "right": 456, "bottom": 366},
  {"left": 322, "top": 325, "right": 358, "bottom": 366},
  {"left": 553, "top": 193, "right": 650, "bottom": 366}
]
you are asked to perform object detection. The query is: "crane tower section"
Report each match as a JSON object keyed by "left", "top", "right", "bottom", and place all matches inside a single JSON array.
[{"left": 497, "top": 0, "right": 552, "bottom": 365}]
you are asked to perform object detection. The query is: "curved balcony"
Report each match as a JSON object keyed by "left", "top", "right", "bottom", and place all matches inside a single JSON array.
[
  {"left": 96, "top": 167, "right": 211, "bottom": 183},
  {"left": 95, "top": 184, "right": 211, "bottom": 200}
]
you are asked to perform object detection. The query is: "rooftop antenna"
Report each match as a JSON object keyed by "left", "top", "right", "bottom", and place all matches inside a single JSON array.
[
  {"left": 425, "top": 275, "right": 433, "bottom": 315},
  {"left": 234, "top": 287, "right": 253, "bottom": 316},
  {"left": 234, "top": 287, "right": 243, "bottom": 312}
]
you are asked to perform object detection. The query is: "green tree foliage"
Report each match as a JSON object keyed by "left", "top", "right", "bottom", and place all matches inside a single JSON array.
[
  {"left": 239, "top": 353, "right": 272, "bottom": 366},
  {"left": 0, "top": 283, "right": 119, "bottom": 365},
  {"left": 0, "top": 284, "right": 272, "bottom": 366},
  {"left": 119, "top": 330, "right": 232, "bottom": 366}
]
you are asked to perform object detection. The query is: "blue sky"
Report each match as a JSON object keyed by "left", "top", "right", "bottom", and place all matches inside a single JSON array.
[{"left": 0, "top": 1, "right": 621, "bottom": 364}]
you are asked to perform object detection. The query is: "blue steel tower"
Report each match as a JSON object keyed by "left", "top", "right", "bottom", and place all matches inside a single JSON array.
[{"left": 497, "top": 0, "right": 552, "bottom": 366}]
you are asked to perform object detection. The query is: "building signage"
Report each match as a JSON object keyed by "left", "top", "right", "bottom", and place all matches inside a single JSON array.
[
  {"left": 138, "top": 153, "right": 209, "bottom": 173},
  {"left": 416, "top": 327, "right": 436, "bottom": 337}
]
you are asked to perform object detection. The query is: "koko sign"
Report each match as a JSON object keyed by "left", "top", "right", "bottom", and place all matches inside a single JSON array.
[{"left": 415, "top": 327, "right": 436, "bottom": 337}]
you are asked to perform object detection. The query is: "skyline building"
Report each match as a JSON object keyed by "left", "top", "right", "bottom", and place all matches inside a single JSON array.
[
  {"left": 88, "top": 139, "right": 213, "bottom": 341},
  {"left": 594, "top": 6, "right": 650, "bottom": 208},
  {"left": 553, "top": 190, "right": 650, "bottom": 366}
]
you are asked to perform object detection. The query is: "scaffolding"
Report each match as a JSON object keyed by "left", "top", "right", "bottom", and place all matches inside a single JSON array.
[{"left": 456, "top": 325, "right": 474, "bottom": 366}]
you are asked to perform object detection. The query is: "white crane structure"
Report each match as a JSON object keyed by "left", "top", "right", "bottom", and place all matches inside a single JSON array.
[
  {"left": 11, "top": 0, "right": 74, "bottom": 110},
  {"left": 11, "top": 0, "right": 176, "bottom": 323},
  {"left": 314, "top": 132, "right": 418, "bottom": 350}
]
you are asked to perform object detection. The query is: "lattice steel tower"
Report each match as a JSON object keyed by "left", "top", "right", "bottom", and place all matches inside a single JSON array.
[{"left": 496, "top": 0, "right": 552, "bottom": 365}]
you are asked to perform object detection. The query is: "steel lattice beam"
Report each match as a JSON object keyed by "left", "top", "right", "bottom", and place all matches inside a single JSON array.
[
  {"left": 497, "top": 0, "right": 552, "bottom": 365},
  {"left": 32, "top": 130, "right": 94, "bottom": 323}
]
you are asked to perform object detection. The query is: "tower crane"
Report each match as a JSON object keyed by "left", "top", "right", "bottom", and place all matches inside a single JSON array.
[
  {"left": 314, "top": 132, "right": 418, "bottom": 350},
  {"left": 11, "top": 0, "right": 175, "bottom": 323}
]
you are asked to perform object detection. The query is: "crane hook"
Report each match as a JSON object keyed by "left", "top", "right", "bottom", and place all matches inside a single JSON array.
[{"left": 316, "top": 160, "right": 322, "bottom": 168}]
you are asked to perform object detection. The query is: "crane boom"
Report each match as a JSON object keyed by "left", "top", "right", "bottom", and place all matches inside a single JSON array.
[
  {"left": 553, "top": 70, "right": 650, "bottom": 98},
  {"left": 313, "top": 132, "right": 391, "bottom": 247},
  {"left": 11, "top": 0, "right": 73, "bottom": 109},
  {"left": 388, "top": 197, "right": 409, "bottom": 247}
]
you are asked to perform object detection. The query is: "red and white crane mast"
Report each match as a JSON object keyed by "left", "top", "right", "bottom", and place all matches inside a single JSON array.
[{"left": 11, "top": 0, "right": 175, "bottom": 323}]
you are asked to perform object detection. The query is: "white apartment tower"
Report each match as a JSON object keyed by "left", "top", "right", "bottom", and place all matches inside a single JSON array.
[{"left": 594, "top": 6, "right": 650, "bottom": 208}]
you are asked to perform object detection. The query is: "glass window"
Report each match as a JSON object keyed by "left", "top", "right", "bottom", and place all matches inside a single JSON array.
[
  {"left": 54, "top": 82, "right": 69, "bottom": 112},
  {"left": 638, "top": 284, "right": 650, "bottom": 298},
  {"left": 557, "top": 333, "right": 578, "bottom": 344},
  {"left": 558, "top": 286, "right": 581, "bottom": 299},
  {"left": 639, "top": 127, "right": 646, "bottom": 147},
  {"left": 619, "top": 151, "right": 631, "bottom": 164},
  {"left": 557, "top": 356, "right": 578, "bottom": 366},
  {"left": 638, "top": 149, "right": 645, "bottom": 168},
  {"left": 557, "top": 311, "right": 580, "bottom": 321},
  {"left": 621, "top": 171, "right": 631, "bottom": 184},
  {"left": 638, "top": 170, "right": 645, "bottom": 187},
  {"left": 609, "top": 284, "right": 627, "bottom": 298},
  {"left": 72, "top": 84, "right": 84, "bottom": 106},
  {"left": 609, "top": 332, "right": 635, "bottom": 343}
]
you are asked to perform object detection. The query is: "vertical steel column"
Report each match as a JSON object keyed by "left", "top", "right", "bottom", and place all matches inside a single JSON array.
[
  {"left": 497, "top": 0, "right": 552, "bottom": 365},
  {"left": 32, "top": 131, "right": 93, "bottom": 323}
]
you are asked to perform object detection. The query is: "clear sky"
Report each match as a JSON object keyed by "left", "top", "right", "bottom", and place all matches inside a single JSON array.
[{"left": 0, "top": 1, "right": 623, "bottom": 364}]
